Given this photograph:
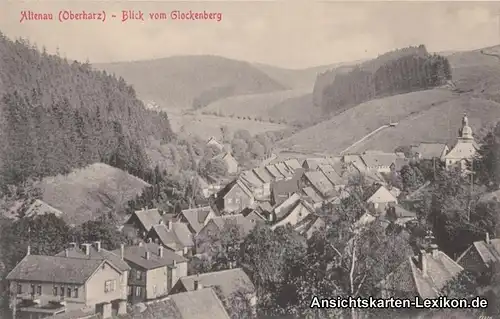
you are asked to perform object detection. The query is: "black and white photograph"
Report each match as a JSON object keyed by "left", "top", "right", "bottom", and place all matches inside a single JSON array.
[{"left": 1, "top": 1, "right": 500, "bottom": 318}]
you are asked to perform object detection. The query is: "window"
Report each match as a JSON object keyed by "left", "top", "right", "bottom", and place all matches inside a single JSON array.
[
  {"left": 104, "top": 280, "right": 116, "bottom": 293},
  {"left": 37, "top": 285, "right": 41, "bottom": 295},
  {"left": 17, "top": 284, "right": 22, "bottom": 294},
  {"left": 30, "top": 284, "right": 35, "bottom": 295},
  {"left": 53, "top": 287, "right": 58, "bottom": 296},
  {"left": 235, "top": 198, "right": 240, "bottom": 204},
  {"left": 60, "top": 286, "right": 64, "bottom": 297},
  {"left": 127, "top": 286, "right": 132, "bottom": 296},
  {"left": 153, "top": 285, "right": 157, "bottom": 295},
  {"left": 67, "top": 287, "right": 71, "bottom": 298},
  {"left": 136, "top": 270, "right": 142, "bottom": 280},
  {"left": 73, "top": 288, "right": 79, "bottom": 298},
  {"left": 135, "top": 286, "right": 142, "bottom": 297},
  {"left": 227, "top": 198, "right": 233, "bottom": 204}
]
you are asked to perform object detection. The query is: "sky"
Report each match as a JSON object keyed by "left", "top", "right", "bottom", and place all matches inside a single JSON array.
[{"left": 1, "top": 1, "right": 500, "bottom": 69}]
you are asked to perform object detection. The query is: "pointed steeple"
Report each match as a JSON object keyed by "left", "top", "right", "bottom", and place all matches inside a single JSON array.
[{"left": 459, "top": 113, "right": 473, "bottom": 141}]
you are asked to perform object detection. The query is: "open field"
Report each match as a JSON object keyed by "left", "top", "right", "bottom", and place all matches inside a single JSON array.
[{"left": 38, "top": 163, "right": 149, "bottom": 225}]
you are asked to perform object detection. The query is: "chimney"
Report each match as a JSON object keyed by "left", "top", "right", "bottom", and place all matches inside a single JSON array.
[
  {"left": 120, "top": 244, "right": 125, "bottom": 260},
  {"left": 194, "top": 278, "right": 203, "bottom": 290},
  {"left": 173, "top": 260, "right": 177, "bottom": 268},
  {"left": 419, "top": 250, "right": 428, "bottom": 277},
  {"left": 145, "top": 251, "right": 150, "bottom": 260},
  {"left": 159, "top": 219, "right": 164, "bottom": 225},
  {"left": 486, "top": 232, "right": 491, "bottom": 244},
  {"left": 81, "top": 243, "right": 91, "bottom": 255},
  {"left": 158, "top": 246, "right": 164, "bottom": 258},
  {"left": 26, "top": 245, "right": 31, "bottom": 256},
  {"left": 69, "top": 242, "right": 77, "bottom": 249},
  {"left": 93, "top": 241, "right": 101, "bottom": 252},
  {"left": 64, "top": 249, "right": 69, "bottom": 257},
  {"left": 429, "top": 243, "right": 439, "bottom": 258},
  {"left": 167, "top": 220, "right": 173, "bottom": 230}
]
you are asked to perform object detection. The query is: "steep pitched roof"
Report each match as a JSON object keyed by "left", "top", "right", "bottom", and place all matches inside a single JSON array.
[
  {"left": 239, "top": 170, "right": 264, "bottom": 189},
  {"left": 265, "top": 164, "right": 285, "bottom": 179},
  {"left": 271, "top": 178, "right": 300, "bottom": 205},
  {"left": 129, "top": 209, "right": 163, "bottom": 232},
  {"left": 24, "top": 199, "right": 64, "bottom": 218},
  {"left": 284, "top": 159, "right": 302, "bottom": 171},
  {"left": 365, "top": 185, "right": 398, "bottom": 203},
  {"left": 380, "top": 250, "right": 463, "bottom": 298},
  {"left": 361, "top": 151, "right": 398, "bottom": 168},
  {"left": 302, "top": 158, "right": 330, "bottom": 170},
  {"left": 149, "top": 223, "right": 194, "bottom": 249},
  {"left": 6, "top": 255, "right": 117, "bottom": 284},
  {"left": 179, "top": 206, "right": 214, "bottom": 234},
  {"left": 302, "top": 187, "right": 323, "bottom": 204},
  {"left": 273, "top": 193, "right": 302, "bottom": 220},
  {"left": 216, "top": 179, "right": 253, "bottom": 200},
  {"left": 303, "top": 171, "right": 337, "bottom": 198},
  {"left": 457, "top": 238, "right": 500, "bottom": 265},
  {"left": 178, "top": 268, "right": 255, "bottom": 299},
  {"left": 444, "top": 141, "right": 478, "bottom": 160},
  {"left": 207, "top": 214, "right": 256, "bottom": 237},
  {"left": 275, "top": 162, "right": 293, "bottom": 177},
  {"left": 294, "top": 214, "right": 326, "bottom": 239},
  {"left": 411, "top": 143, "right": 448, "bottom": 159},
  {"left": 342, "top": 154, "right": 367, "bottom": 171},
  {"left": 54, "top": 245, "right": 130, "bottom": 271},
  {"left": 318, "top": 165, "right": 345, "bottom": 186},
  {"left": 252, "top": 167, "right": 273, "bottom": 183},
  {"left": 169, "top": 288, "right": 231, "bottom": 319},
  {"left": 113, "top": 242, "right": 187, "bottom": 270}
]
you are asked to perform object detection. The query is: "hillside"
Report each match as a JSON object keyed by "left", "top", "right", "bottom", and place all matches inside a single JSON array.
[
  {"left": 96, "top": 55, "right": 288, "bottom": 110},
  {"left": 278, "top": 45, "right": 500, "bottom": 155},
  {"left": 0, "top": 33, "right": 174, "bottom": 187},
  {"left": 38, "top": 163, "right": 149, "bottom": 225}
]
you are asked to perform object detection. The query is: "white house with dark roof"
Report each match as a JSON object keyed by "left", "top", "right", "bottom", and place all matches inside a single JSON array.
[
  {"left": 146, "top": 221, "right": 195, "bottom": 257},
  {"left": 6, "top": 248, "right": 127, "bottom": 319},
  {"left": 114, "top": 242, "right": 188, "bottom": 304},
  {"left": 443, "top": 113, "right": 479, "bottom": 171},
  {"left": 457, "top": 233, "right": 500, "bottom": 276},
  {"left": 365, "top": 185, "right": 398, "bottom": 210},
  {"left": 170, "top": 268, "right": 256, "bottom": 315},
  {"left": 378, "top": 238, "right": 463, "bottom": 299}
]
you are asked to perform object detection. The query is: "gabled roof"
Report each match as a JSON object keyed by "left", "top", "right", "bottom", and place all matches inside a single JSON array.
[
  {"left": 177, "top": 268, "right": 255, "bottom": 300},
  {"left": 265, "top": 164, "right": 285, "bottom": 179},
  {"left": 274, "top": 193, "right": 302, "bottom": 220},
  {"left": 54, "top": 245, "right": 130, "bottom": 271},
  {"left": 206, "top": 214, "right": 256, "bottom": 237},
  {"left": 294, "top": 214, "right": 326, "bottom": 239},
  {"left": 179, "top": 206, "right": 214, "bottom": 233},
  {"left": 24, "top": 199, "right": 64, "bottom": 218},
  {"left": 302, "top": 187, "right": 323, "bottom": 204},
  {"left": 318, "top": 165, "right": 345, "bottom": 186},
  {"left": 6, "top": 255, "right": 118, "bottom": 284},
  {"left": 127, "top": 209, "right": 162, "bottom": 232},
  {"left": 444, "top": 141, "right": 478, "bottom": 160},
  {"left": 380, "top": 250, "right": 463, "bottom": 298},
  {"left": 149, "top": 223, "right": 194, "bottom": 250},
  {"left": 361, "top": 151, "right": 398, "bottom": 168},
  {"left": 271, "top": 178, "right": 300, "bottom": 205},
  {"left": 302, "top": 158, "right": 330, "bottom": 170},
  {"left": 342, "top": 154, "right": 367, "bottom": 171},
  {"left": 365, "top": 185, "right": 397, "bottom": 203},
  {"left": 410, "top": 143, "right": 448, "bottom": 159},
  {"left": 213, "top": 152, "right": 237, "bottom": 163},
  {"left": 113, "top": 242, "right": 187, "bottom": 270},
  {"left": 284, "top": 159, "right": 302, "bottom": 171},
  {"left": 239, "top": 170, "right": 264, "bottom": 189},
  {"left": 216, "top": 179, "right": 253, "bottom": 200},
  {"left": 275, "top": 162, "right": 293, "bottom": 177},
  {"left": 252, "top": 167, "right": 273, "bottom": 183},
  {"left": 457, "top": 238, "right": 500, "bottom": 265},
  {"left": 169, "top": 288, "right": 231, "bottom": 319},
  {"left": 272, "top": 199, "right": 315, "bottom": 229},
  {"left": 303, "top": 171, "right": 337, "bottom": 198}
]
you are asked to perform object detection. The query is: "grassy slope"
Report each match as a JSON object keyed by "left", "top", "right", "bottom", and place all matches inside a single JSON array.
[
  {"left": 38, "top": 163, "right": 150, "bottom": 225},
  {"left": 277, "top": 45, "right": 500, "bottom": 155},
  {"left": 95, "top": 55, "right": 287, "bottom": 110}
]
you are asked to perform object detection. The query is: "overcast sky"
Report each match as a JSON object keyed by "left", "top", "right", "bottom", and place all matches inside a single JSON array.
[{"left": 1, "top": 1, "right": 500, "bottom": 69}]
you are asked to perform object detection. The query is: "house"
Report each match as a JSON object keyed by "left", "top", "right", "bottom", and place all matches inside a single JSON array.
[
  {"left": 241, "top": 207, "right": 268, "bottom": 223},
  {"left": 54, "top": 241, "right": 130, "bottom": 300},
  {"left": 443, "top": 114, "right": 479, "bottom": 171},
  {"left": 360, "top": 151, "right": 400, "bottom": 173},
  {"left": 211, "top": 179, "right": 254, "bottom": 214},
  {"left": 252, "top": 167, "right": 273, "bottom": 184},
  {"left": 456, "top": 233, "right": 500, "bottom": 276},
  {"left": 271, "top": 197, "right": 315, "bottom": 230},
  {"left": 302, "top": 158, "right": 330, "bottom": 171},
  {"left": 238, "top": 170, "right": 270, "bottom": 198},
  {"left": 23, "top": 199, "right": 64, "bottom": 218},
  {"left": 170, "top": 268, "right": 256, "bottom": 315},
  {"left": 302, "top": 187, "right": 324, "bottom": 208},
  {"left": 6, "top": 248, "right": 127, "bottom": 319},
  {"left": 365, "top": 185, "right": 398, "bottom": 209},
  {"left": 177, "top": 206, "right": 217, "bottom": 234},
  {"left": 294, "top": 214, "right": 326, "bottom": 239},
  {"left": 284, "top": 158, "right": 303, "bottom": 171},
  {"left": 318, "top": 164, "right": 346, "bottom": 190},
  {"left": 302, "top": 171, "right": 337, "bottom": 199},
  {"left": 275, "top": 162, "right": 294, "bottom": 178},
  {"left": 146, "top": 221, "right": 195, "bottom": 257},
  {"left": 410, "top": 142, "right": 449, "bottom": 161},
  {"left": 195, "top": 214, "right": 257, "bottom": 254},
  {"left": 207, "top": 137, "right": 225, "bottom": 152},
  {"left": 342, "top": 154, "right": 367, "bottom": 172},
  {"left": 378, "top": 240, "right": 463, "bottom": 299},
  {"left": 114, "top": 242, "right": 188, "bottom": 303},
  {"left": 213, "top": 152, "right": 239, "bottom": 175},
  {"left": 269, "top": 169, "right": 304, "bottom": 206},
  {"left": 124, "top": 208, "right": 163, "bottom": 238},
  {"left": 265, "top": 164, "right": 285, "bottom": 180}
]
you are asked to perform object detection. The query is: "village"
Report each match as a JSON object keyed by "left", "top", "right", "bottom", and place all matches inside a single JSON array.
[{"left": 3, "top": 112, "right": 495, "bottom": 319}]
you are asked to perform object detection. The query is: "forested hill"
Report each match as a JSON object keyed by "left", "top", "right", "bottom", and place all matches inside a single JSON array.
[
  {"left": 0, "top": 32, "right": 174, "bottom": 187},
  {"left": 313, "top": 45, "right": 452, "bottom": 114}
]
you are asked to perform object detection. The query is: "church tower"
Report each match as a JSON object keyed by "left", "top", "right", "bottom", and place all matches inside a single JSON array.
[{"left": 458, "top": 113, "right": 474, "bottom": 142}]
